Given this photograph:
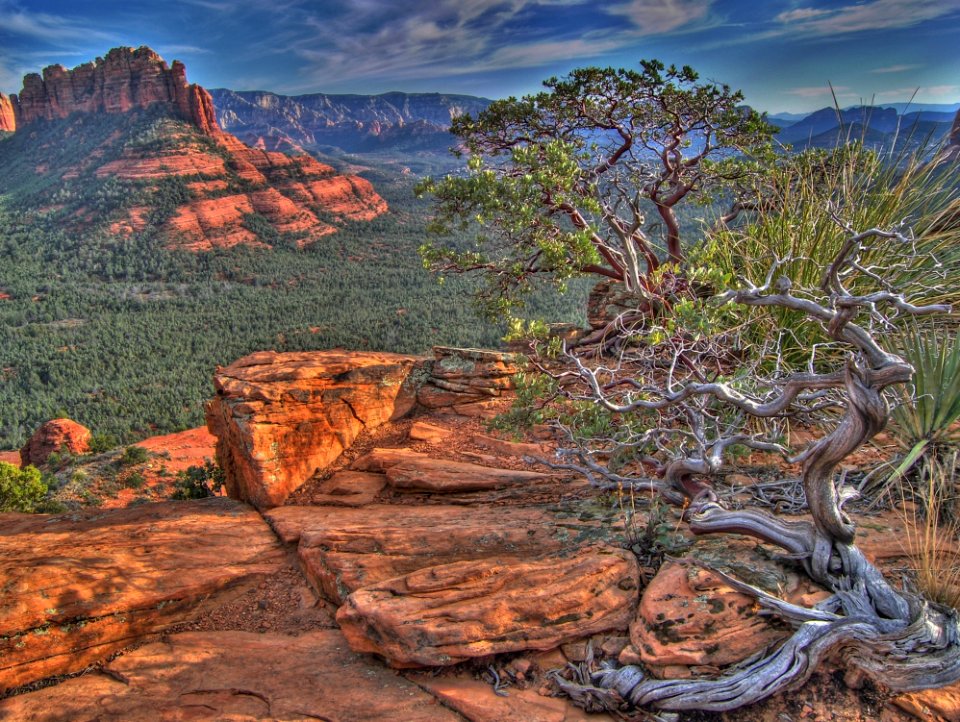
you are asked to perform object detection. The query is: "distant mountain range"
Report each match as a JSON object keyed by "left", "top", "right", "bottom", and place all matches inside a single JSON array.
[
  {"left": 210, "top": 89, "right": 491, "bottom": 154},
  {"left": 210, "top": 88, "right": 958, "bottom": 158},
  {"left": 770, "top": 104, "right": 957, "bottom": 150}
]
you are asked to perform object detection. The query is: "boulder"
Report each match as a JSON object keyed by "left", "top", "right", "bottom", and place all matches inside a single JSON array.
[
  {"left": 408, "top": 420, "right": 453, "bottom": 444},
  {"left": 206, "top": 350, "right": 420, "bottom": 509},
  {"left": 265, "top": 503, "right": 604, "bottom": 603},
  {"left": 337, "top": 547, "right": 639, "bottom": 668},
  {"left": 0, "top": 498, "right": 284, "bottom": 691},
  {"left": 311, "top": 470, "right": 386, "bottom": 507},
  {"left": 19, "top": 418, "right": 91, "bottom": 467},
  {"left": 0, "top": 630, "right": 460, "bottom": 721},
  {"left": 626, "top": 537, "right": 823, "bottom": 676}
]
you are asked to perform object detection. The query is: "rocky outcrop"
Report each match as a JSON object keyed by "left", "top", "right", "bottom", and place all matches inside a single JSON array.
[
  {"left": 265, "top": 503, "right": 601, "bottom": 604},
  {"left": 19, "top": 418, "right": 91, "bottom": 467},
  {"left": 337, "top": 547, "right": 639, "bottom": 668},
  {"left": 417, "top": 346, "right": 519, "bottom": 416},
  {"left": 9, "top": 47, "right": 219, "bottom": 134},
  {"left": 2, "top": 47, "right": 389, "bottom": 251},
  {"left": 0, "top": 498, "right": 284, "bottom": 691},
  {"left": 0, "top": 93, "right": 15, "bottom": 132},
  {"left": 206, "top": 350, "right": 420, "bottom": 509},
  {"left": 0, "top": 630, "right": 461, "bottom": 721}
]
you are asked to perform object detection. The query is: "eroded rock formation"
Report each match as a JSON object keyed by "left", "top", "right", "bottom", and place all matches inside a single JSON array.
[
  {"left": 337, "top": 548, "right": 640, "bottom": 668},
  {"left": 19, "top": 418, "right": 91, "bottom": 467},
  {"left": 206, "top": 350, "right": 420, "bottom": 509},
  {"left": 1, "top": 47, "right": 390, "bottom": 251},
  {"left": 9, "top": 47, "right": 218, "bottom": 133}
]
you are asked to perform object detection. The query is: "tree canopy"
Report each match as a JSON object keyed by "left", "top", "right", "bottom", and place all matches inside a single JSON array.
[{"left": 419, "top": 60, "right": 777, "bottom": 315}]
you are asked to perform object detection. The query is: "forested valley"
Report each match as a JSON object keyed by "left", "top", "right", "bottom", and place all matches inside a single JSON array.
[{"left": 0, "top": 111, "right": 588, "bottom": 449}]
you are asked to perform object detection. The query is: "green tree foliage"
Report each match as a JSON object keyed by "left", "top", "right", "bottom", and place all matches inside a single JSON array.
[
  {"left": 172, "top": 461, "right": 225, "bottom": 499},
  {"left": 418, "top": 60, "right": 776, "bottom": 315},
  {"left": 0, "top": 462, "right": 48, "bottom": 512}
]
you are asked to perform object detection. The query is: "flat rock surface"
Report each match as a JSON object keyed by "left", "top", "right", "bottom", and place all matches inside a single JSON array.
[
  {"left": 0, "top": 498, "right": 285, "bottom": 691},
  {"left": 0, "top": 630, "right": 462, "bottom": 721},
  {"left": 410, "top": 673, "right": 616, "bottom": 722},
  {"left": 337, "top": 547, "right": 639, "bottom": 668},
  {"left": 385, "top": 456, "right": 549, "bottom": 493},
  {"left": 266, "top": 503, "right": 614, "bottom": 604}
]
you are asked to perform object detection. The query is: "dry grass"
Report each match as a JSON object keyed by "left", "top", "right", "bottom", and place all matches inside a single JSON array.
[{"left": 899, "top": 455, "right": 960, "bottom": 610}]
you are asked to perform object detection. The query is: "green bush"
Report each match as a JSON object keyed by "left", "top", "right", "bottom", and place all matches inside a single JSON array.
[
  {"left": 88, "top": 432, "right": 119, "bottom": 454},
  {"left": 0, "top": 462, "right": 49, "bottom": 512},
  {"left": 119, "top": 445, "right": 150, "bottom": 467},
  {"left": 172, "top": 461, "right": 225, "bottom": 500}
]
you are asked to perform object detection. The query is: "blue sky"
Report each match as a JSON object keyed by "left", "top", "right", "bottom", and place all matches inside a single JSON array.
[{"left": 1, "top": 0, "right": 958, "bottom": 113}]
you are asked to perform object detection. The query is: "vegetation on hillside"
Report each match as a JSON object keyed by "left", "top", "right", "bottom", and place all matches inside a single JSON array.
[{"left": 0, "top": 109, "right": 588, "bottom": 448}]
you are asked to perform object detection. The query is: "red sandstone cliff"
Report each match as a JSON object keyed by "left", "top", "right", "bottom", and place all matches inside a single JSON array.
[
  {"left": 0, "top": 93, "right": 14, "bottom": 132},
  {"left": 9, "top": 46, "right": 218, "bottom": 135}
]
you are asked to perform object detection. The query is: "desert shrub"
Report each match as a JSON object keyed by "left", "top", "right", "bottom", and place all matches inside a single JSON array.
[
  {"left": 699, "top": 142, "right": 960, "bottom": 367},
  {"left": 88, "top": 432, "right": 119, "bottom": 454},
  {"left": 171, "top": 461, "right": 225, "bottom": 500},
  {"left": 0, "top": 462, "right": 49, "bottom": 513},
  {"left": 125, "top": 472, "right": 146, "bottom": 489},
  {"left": 900, "top": 454, "right": 960, "bottom": 609},
  {"left": 119, "top": 445, "right": 150, "bottom": 467}
]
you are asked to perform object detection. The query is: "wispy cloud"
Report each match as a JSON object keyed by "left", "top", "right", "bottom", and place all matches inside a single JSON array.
[
  {"left": 607, "top": 0, "right": 715, "bottom": 34},
  {"left": 785, "top": 85, "right": 852, "bottom": 98},
  {"left": 870, "top": 64, "right": 922, "bottom": 74},
  {"left": 874, "top": 84, "right": 960, "bottom": 100},
  {"left": 774, "top": 0, "right": 960, "bottom": 36},
  {"left": 0, "top": 7, "right": 116, "bottom": 42}
]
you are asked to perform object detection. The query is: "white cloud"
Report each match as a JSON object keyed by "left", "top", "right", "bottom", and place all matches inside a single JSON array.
[
  {"left": 608, "top": 0, "right": 715, "bottom": 34},
  {"left": 870, "top": 64, "right": 922, "bottom": 74},
  {"left": 784, "top": 85, "right": 854, "bottom": 98},
  {"left": 0, "top": 8, "right": 114, "bottom": 42},
  {"left": 774, "top": 0, "right": 960, "bottom": 36}
]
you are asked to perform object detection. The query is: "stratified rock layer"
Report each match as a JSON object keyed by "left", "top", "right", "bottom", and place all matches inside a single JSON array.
[
  {"left": 0, "top": 498, "right": 284, "bottom": 691},
  {"left": 19, "top": 417, "right": 91, "bottom": 467},
  {"left": 337, "top": 547, "right": 639, "bottom": 668},
  {"left": 9, "top": 46, "right": 218, "bottom": 133},
  {"left": 416, "top": 346, "right": 519, "bottom": 414},
  {"left": 265, "top": 503, "right": 598, "bottom": 603},
  {"left": 206, "top": 350, "right": 420, "bottom": 509},
  {"left": 0, "top": 630, "right": 461, "bottom": 721}
]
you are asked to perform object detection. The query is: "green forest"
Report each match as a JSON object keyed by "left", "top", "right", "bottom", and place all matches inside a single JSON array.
[{"left": 0, "top": 111, "right": 588, "bottom": 449}]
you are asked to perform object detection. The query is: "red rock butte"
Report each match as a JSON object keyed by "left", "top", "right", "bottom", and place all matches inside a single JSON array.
[
  {"left": 6, "top": 46, "right": 218, "bottom": 135},
  {"left": 1, "top": 46, "right": 389, "bottom": 250}
]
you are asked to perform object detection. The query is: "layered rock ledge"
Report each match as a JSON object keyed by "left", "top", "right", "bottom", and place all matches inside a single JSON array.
[{"left": 0, "top": 498, "right": 284, "bottom": 691}]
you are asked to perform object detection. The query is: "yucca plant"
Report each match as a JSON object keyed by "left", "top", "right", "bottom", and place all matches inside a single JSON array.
[
  {"left": 884, "top": 322, "right": 960, "bottom": 510},
  {"left": 698, "top": 138, "right": 960, "bottom": 368}
]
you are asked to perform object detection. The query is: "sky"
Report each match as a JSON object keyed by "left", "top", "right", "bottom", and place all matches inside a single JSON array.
[{"left": 0, "top": 0, "right": 959, "bottom": 114}]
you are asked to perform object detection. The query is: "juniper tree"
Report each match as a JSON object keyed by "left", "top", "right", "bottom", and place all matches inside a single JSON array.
[{"left": 418, "top": 60, "right": 775, "bottom": 318}]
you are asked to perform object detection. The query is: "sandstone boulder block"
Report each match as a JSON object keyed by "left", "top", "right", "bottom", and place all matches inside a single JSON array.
[{"left": 206, "top": 350, "right": 420, "bottom": 508}]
